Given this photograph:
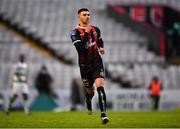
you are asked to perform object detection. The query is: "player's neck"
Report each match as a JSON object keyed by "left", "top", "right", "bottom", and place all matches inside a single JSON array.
[{"left": 79, "top": 22, "right": 89, "bottom": 28}]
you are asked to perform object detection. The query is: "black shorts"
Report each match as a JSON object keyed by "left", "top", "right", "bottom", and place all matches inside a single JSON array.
[{"left": 80, "top": 65, "right": 105, "bottom": 87}]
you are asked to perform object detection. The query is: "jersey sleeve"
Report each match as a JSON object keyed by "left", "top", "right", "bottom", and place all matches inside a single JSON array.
[
  {"left": 70, "top": 29, "right": 81, "bottom": 45},
  {"left": 95, "top": 27, "right": 104, "bottom": 48},
  {"left": 13, "top": 64, "right": 18, "bottom": 76},
  {"left": 70, "top": 29, "right": 83, "bottom": 52},
  {"left": 70, "top": 29, "right": 89, "bottom": 52}
]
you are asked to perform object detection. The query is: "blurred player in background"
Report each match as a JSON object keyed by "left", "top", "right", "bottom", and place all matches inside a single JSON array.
[
  {"left": 70, "top": 8, "right": 109, "bottom": 124},
  {"left": 149, "top": 76, "right": 163, "bottom": 110},
  {"left": 5, "top": 54, "right": 30, "bottom": 115}
]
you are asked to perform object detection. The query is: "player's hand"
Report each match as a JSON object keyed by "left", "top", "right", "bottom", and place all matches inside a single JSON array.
[
  {"left": 85, "top": 25, "right": 92, "bottom": 33},
  {"left": 99, "top": 47, "right": 105, "bottom": 55}
]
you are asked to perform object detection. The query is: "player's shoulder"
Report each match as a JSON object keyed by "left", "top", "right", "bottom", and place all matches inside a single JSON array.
[
  {"left": 17, "top": 62, "right": 28, "bottom": 68},
  {"left": 70, "top": 28, "right": 80, "bottom": 36},
  {"left": 91, "top": 25, "right": 101, "bottom": 33},
  {"left": 23, "top": 63, "right": 28, "bottom": 67}
]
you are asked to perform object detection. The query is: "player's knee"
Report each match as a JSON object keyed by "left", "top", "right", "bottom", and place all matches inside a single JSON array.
[
  {"left": 95, "top": 78, "right": 104, "bottom": 87},
  {"left": 96, "top": 83, "right": 104, "bottom": 87},
  {"left": 13, "top": 94, "right": 18, "bottom": 98},
  {"left": 11, "top": 94, "right": 18, "bottom": 102}
]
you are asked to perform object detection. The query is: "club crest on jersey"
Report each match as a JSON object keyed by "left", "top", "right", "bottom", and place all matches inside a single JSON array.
[{"left": 70, "top": 29, "right": 76, "bottom": 36}]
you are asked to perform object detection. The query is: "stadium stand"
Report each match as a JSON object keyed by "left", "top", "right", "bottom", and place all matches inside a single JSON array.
[{"left": 0, "top": 0, "right": 180, "bottom": 91}]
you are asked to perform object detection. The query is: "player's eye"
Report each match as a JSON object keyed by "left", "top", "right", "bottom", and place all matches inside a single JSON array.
[{"left": 83, "top": 14, "right": 90, "bottom": 16}]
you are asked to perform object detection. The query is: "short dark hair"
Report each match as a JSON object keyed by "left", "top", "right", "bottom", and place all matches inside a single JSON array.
[{"left": 78, "top": 8, "right": 89, "bottom": 14}]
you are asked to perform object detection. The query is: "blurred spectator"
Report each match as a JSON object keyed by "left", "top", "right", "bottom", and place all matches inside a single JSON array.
[
  {"left": 171, "top": 23, "right": 180, "bottom": 57},
  {"left": 0, "top": 93, "right": 3, "bottom": 110},
  {"left": 70, "top": 77, "right": 85, "bottom": 111},
  {"left": 166, "top": 22, "right": 180, "bottom": 57},
  {"left": 148, "top": 76, "right": 163, "bottom": 110},
  {"left": 35, "top": 65, "right": 57, "bottom": 98},
  {"left": 5, "top": 54, "right": 29, "bottom": 114}
]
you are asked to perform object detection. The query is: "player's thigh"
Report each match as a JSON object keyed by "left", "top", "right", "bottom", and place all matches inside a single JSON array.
[
  {"left": 95, "top": 78, "right": 105, "bottom": 88},
  {"left": 12, "top": 82, "right": 21, "bottom": 95},
  {"left": 81, "top": 69, "right": 94, "bottom": 87},
  {"left": 21, "top": 83, "right": 29, "bottom": 95},
  {"left": 80, "top": 68, "right": 95, "bottom": 94}
]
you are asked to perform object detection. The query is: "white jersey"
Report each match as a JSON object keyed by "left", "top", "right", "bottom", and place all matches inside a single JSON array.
[{"left": 13, "top": 62, "right": 28, "bottom": 83}]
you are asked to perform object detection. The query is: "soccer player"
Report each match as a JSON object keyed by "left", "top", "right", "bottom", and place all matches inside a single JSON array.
[
  {"left": 70, "top": 8, "right": 109, "bottom": 124},
  {"left": 5, "top": 54, "right": 30, "bottom": 115}
]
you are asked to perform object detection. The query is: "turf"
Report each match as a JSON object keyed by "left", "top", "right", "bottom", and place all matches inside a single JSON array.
[{"left": 0, "top": 111, "right": 180, "bottom": 128}]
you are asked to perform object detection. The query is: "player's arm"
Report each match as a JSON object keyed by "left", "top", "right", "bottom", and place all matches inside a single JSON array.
[
  {"left": 95, "top": 27, "right": 105, "bottom": 54},
  {"left": 95, "top": 27, "right": 104, "bottom": 48},
  {"left": 70, "top": 29, "right": 88, "bottom": 52},
  {"left": 12, "top": 65, "right": 20, "bottom": 81}
]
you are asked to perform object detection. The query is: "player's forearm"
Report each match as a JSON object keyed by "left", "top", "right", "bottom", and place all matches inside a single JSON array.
[
  {"left": 97, "top": 38, "right": 104, "bottom": 48},
  {"left": 74, "top": 43, "right": 83, "bottom": 53}
]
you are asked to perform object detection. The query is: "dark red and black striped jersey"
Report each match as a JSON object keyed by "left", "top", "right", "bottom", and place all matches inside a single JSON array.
[{"left": 70, "top": 25, "right": 104, "bottom": 67}]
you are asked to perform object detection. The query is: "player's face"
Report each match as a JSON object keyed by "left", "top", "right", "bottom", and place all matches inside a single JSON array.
[
  {"left": 19, "top": 55, "right": 25, "bottom": 63},
  {"left": 78, "top": 11, "right": 90, "bottom": 24}
]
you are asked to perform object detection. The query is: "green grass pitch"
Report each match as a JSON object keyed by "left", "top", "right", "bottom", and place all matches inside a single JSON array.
[{"left": 0, "top": 111, "right": 180, "bottom": 128}]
